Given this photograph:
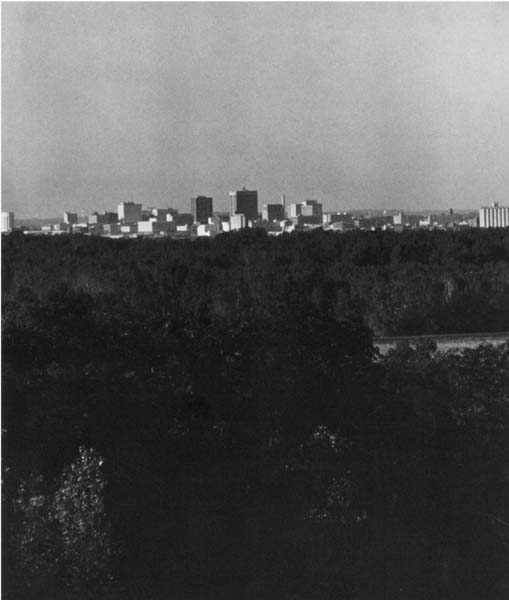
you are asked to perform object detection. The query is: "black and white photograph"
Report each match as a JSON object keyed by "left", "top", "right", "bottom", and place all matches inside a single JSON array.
[{"left": 2, "top": 2, "right": 509, "bottom": 598}]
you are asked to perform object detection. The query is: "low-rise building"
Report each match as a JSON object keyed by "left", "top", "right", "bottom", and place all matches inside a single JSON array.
[
  {"left": 173, "top": 213, "right": 194, "bottom": 227},
  {"left": 230, "top": 214, "right": 246, "bottom": 230},
  {"left": 196, "top": 223, "right": 219, "bottom": 237},
  {"left": 137, "top": 221, "right": 174, "bottom": 235},
  {"left": 103, "top": 223, "right": 121, "bottom": 236}
]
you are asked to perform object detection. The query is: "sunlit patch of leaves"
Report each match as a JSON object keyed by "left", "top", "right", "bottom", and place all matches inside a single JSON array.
[{"left": 11, "top": 447, "right": 116, "bottom": 599}]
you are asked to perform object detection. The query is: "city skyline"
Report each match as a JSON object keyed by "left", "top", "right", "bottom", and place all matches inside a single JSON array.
[{"left": 3, "top": 3, "right": 509, "bottom": 218}]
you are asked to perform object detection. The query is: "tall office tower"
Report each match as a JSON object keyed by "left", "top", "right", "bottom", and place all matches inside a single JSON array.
[
  {"left": 63, "top": 211, "right": 78, "bottom": 225},
  {"left": 191, "top": 196, "right": 213, "bottom": 224},
  {"left": 118, "top": 201, "right": 142, "bottom": 223},
  {"left": 479, "top": 203, "right": 509, "bottom": 228},
  {"left": 262, "top": 204, "right": 285, "bottom": 222},
  {"left": 1, "top": 211, "right": 15, "bottom": 232},
  {"left": 229, "top": 188, "right": 258, "bottom": 222}
]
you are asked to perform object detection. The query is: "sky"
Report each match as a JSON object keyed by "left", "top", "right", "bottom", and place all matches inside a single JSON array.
[{"left": 2, "top": 2, "right": 509, "bottom": 218}]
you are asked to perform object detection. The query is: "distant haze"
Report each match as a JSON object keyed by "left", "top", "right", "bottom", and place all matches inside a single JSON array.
[{"left": 3, "top": 2, "right": 509, "bottom": 218}]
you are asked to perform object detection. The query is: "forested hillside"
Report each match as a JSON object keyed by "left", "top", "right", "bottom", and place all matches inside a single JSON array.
[{"left": 3, "top": 230, "right": 509, "bottom": 599}]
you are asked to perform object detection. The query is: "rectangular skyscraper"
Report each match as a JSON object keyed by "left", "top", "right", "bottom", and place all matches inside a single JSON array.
[
  {"left": 191, "top": 196, "right": 213, "bottom": 224},
  {"left": 262, "top": 204, "right": 285, "bottom": 222},
  {"left": 63, "top": 211, "right": 78, "bottom": 225},
  {"left": 118, "top": 202, "right": 142, "bottom": 223},
  {"left": 1, "top": 211, "right": 14, "bottom": 232},
  {"left": 229, "top": 188, "right": 258, "bottom": 222}
]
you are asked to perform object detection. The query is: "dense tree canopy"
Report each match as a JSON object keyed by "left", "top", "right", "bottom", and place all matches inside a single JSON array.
[{"left": 3, "top": 230, "right": 509, "bottom": 599}]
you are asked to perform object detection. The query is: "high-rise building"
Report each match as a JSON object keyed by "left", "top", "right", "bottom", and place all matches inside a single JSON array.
[
  {"left": 63, "top": 211, "right": 78, "bottom": 225},
  {"left": 479, "top": 203, "right": 509, "bottom": 228},
  {"left": 262, "top": 204, "right": 285, "bottom": 222},
  {"left": 1, "top": 211, "right": 14, "bottom": 232},
  {"left": 229, "top": 188, "right": 258, "bottom": 222},
  {"left": 118, "top": 202, "right": 142, "bottom": 223},
  {"left": 191, "top": 196, "right": 213, "bottom": 224}
]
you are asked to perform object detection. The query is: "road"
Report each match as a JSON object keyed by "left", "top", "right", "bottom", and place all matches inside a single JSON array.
[{"left": 374, "top": 331, "right": 509, "bottom": 354}]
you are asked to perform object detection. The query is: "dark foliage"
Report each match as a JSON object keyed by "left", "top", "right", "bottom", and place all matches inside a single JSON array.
[{"left": 3, "top": 230, "right": 509, "bottom": 599}]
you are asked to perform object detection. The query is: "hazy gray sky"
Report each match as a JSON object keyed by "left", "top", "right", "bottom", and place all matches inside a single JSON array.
[{"left": 3, "top": 2, "right": 509, "bottom": 217}]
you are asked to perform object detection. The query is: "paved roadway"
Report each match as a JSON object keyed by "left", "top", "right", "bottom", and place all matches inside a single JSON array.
[{"left": 374, "top": 331, "right": 509, "bottom": 354}]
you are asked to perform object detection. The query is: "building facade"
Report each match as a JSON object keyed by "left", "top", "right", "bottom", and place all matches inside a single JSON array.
[
  {"left": 288, "top": 200, "right": 322, "bottom": 224},
  {"left": 229, "top": 188, "right": 258, "bottom": 222},
  {"left": 479, "top": 203, "right": 509, "bottom": 228},
  {"left": 88, "top": 211, "right": 117, "bottom": 226},
  {"left": 191, "top": 196, "right": 213, "bottom": 224},
  {"left": 137, "top": 221, "right": 174, "bottom": 235},
  {"left": 118, "top": 202, "right": 142, "bottom": 223},
  {"left": 63, "top": 211, "right": 78, "bottom": 225},
  {"left": 230, "top": 214, "right": 246, "bottom": 230},
  {"left": 262, "top": 204, "right": 285, "bottom": 222},
  {"left": 1, "top": 211, "right": 14, "bottom": 232}
]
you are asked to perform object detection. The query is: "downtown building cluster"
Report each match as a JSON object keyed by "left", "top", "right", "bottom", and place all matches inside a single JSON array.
[
  {"left": 3, "top": 198, "right": 508, "bottom": 237},
  {"left": 21, "top": 190, "right": 330, "bottom": 238}
]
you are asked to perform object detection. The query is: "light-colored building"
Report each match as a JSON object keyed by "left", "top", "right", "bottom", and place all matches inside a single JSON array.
[
  {"left": 137, "top": 221, "right": 174, "bottom": 235},
  {"left": 118, "top": 202, "right": 142, "bottom": 223},
  {"left": 197, "top": 223, "right": 219, "bottom": 237},
  {"left": 393, "top": 212, "right": 404, "bottom": 226},
  {"left": 479, "top": 203, "right": 509, "bottom": 228},
  {"left": 230, "top": 214, "right": 246, "bottom": 230},
  {"left": 288, "top": 200, "right": 322, "bottom": 224},
  {"left": 1, "top": 211, "right": 15, "bottom": 232}
]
